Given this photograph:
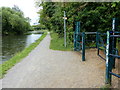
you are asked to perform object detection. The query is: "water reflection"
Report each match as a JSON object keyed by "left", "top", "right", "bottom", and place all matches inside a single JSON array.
[
  {"left": 25, "top": 34, "right": 41, "bottom": 46},
  {"left": 1, "top": 32, "right": 42, "bottom": 64}
]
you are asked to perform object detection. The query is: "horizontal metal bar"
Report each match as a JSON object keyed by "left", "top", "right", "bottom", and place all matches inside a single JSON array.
[
  {"left": 74, "top": 33, "right": 82, "bottom": 35},
  {"left": 109, "top": 72, "right": 120, "bottom": 78},
  {"left": 85, "top": 40, "right": 96, "bottom": 41},
  {"left": 109, "top": 54, "right": 120, "bottom": 59},
  {"left": 110, "top": 31, "right": 120, "bottom": 34},
  {"left": 98, "top": 54, "right": 106, "bottom": 61},
  {"left": 114, "top": 31, "right": 120, "bottom": 34},
  {"left": 110, "top": 35, "right": 120, "bottom": 37},
  {"left": 98, "top": 33, "right": 107, "bottom": 35},
  {"left": 85, "top": 32, "right": 97, "bottom": 34}
]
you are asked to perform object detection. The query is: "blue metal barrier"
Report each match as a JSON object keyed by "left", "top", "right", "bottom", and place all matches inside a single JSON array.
[
  {"left": 73, "top": 18, "right": 120, "bottom": 86},
  {"left": 106, "top": 31, "right": 120, "bottom": 84}
]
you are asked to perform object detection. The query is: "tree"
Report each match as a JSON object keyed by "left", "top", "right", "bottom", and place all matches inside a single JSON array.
[
  {"left": 2, "top": 6, "right": 31, "bottom": 35},
  {"left": 37, "top": 2, "right": 120, "bottom": 42}
]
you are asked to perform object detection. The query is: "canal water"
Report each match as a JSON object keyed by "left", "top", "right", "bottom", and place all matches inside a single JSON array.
[{"left": 1, "top": 31, "right": 42, "bottom": 64}]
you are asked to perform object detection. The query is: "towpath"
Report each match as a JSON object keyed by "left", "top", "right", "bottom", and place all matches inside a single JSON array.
[{"left": 1, "top": 33, "right": 108, "bottom": 88}]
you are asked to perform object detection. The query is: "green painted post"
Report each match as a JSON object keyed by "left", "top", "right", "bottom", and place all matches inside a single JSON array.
[
  {"left": 74, "top": 21, "right": 80, "bottom": 51},
  {"left": 106, "top": 31, "right": 112, "bottom": 84},
  {"left": 82, "top": 32, "right": 85, "bottom": 61},
  {"left": 112, "top": 18, "right": 118, "bottom": 68},
  {"left": 76, "top": 21, "right": 81, "bottom": 51},
  {"left": 112, "top": 18, "right": 118, "bottom": 31},
  {"left": 96, "top": 32, "right": 99, "bottom": 56},
  {"left": 96, "top": 32, "right": 99, "bottom": 48},
  {"left": 78, "top": 21, "right": 80, "bottom": 34},
  {"left": 118, "top": 38, "right": 120, "bottom": 55},
  {"left": 78, "top": 21, "right": 80, "bottom": 39},
  {"left": 76, "top": 22, "right": 79, "bottom": 50},
  {"left": 74, "top": 22, "right": 77, "bottom": 51},
  {"left": 111, "top": 38, "right": 116, "bottom": 68},
  {"left": 76, "top": 22, "right": 79, "bottom": 51},
  {"left": 74, "top": 32, "right": 76, "bottom": 51}
]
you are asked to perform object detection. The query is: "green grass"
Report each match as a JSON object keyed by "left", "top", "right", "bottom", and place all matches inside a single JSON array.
[
  {"left": 100, "top": 84, "right": 111, "bottom": 90},
  {"left": 0, "top": 31, "right": 47, "bottom": 78},
  {"left": 50, "top": 32, "right": 73, "bottom": 51}
]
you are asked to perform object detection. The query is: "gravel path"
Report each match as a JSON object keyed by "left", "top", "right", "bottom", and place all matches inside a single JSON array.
[{"left": 1, "top": 33, "right": 108, "bottom": 88}]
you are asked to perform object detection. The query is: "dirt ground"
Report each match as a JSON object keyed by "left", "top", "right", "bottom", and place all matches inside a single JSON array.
[
  {"left": 112, "top": 58, "right": 120, "bottom": 89},
  {"left": 0, "top": 33, "right": 119, "bottom": 88}
]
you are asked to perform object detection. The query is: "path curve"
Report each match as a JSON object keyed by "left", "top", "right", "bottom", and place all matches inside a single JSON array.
[{"left": 1, "top": 33, "right": 107, "bottom": 88}]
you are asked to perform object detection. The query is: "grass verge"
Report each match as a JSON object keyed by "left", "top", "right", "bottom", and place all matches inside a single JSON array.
[
  {"left": 0, "top": 31, "right": 47, "bottom": 78},
  {"left": 100, "top": 84, "right": 111, "bottom": 90},
  {"left": 50, "top": 32, "right": 73, "bottom": 51}
]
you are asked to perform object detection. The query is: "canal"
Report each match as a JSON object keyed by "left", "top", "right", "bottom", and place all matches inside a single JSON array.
[{"left": 1, "top": 31, "right": 42, "bottom": 64}]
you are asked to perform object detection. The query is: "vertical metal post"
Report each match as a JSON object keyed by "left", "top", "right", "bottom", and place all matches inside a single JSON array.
[
  {"left": 76, "top": 22, "right": 79, "bottom": 50},
  {"left": 96, "top": 32, "right": 99, "bottom": 56},
  {"left": 64, "top": 11, "right": 67, "bottom": 47},
  {"left": 112, "top": 18, "right": 118, "bottom": 31},
  {"left": 74, "top": 22, "right": 77, "bottom": 51},
  {"left": 74, "top": 21, "right": 81, "bottom": 51},
  {"left": 74, "top": 32, "right": 76, "bottom": 51},
  {"left": 118, "top": 39, "right": 120, "bottom": 89},
  {"left": 112, "top": 18, "right": 118, "bottom": 68},
  {"left": 82, "top": 32, "right": 85, "bottom": 61},
  {"left": 76, "top": 22, "right": 81, "bottom": 51},
  {"left": 118, "top": 37, "right": 120, "bottom": 51},
  {"left": 96, "top": 32, "right": 99, "bottom": 48},
  {"left": 78, "top": 22, "right": 80, "bottom": 34},
  {"left": 106, "top": 31, "right": 112, "bottom": 84},
  {"left": 112, "top": 18, "right": 115, "bottom": 31}
]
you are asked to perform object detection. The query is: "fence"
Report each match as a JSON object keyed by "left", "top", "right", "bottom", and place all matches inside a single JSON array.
[
  {"left": 106, "top": 31, "right": 120, "bottom": 84},
  {"left": 74, "top": 18, "right": 120, "bottom": 85}
]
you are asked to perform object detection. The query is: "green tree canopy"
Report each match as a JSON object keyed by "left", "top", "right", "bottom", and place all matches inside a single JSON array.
[
  {"left": 37, "top": 2, "right": 120, "bottom": 42},
  {"left": 2, "top": 6, "right": 31, "bottom": 35}
]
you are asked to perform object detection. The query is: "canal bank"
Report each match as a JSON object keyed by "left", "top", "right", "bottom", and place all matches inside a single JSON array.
[
  {"left": 2, "top": 31, "right": 43, "bottom": 63},
  {"left": 0, "top": 31, "right": 47, "bottom": 78}
]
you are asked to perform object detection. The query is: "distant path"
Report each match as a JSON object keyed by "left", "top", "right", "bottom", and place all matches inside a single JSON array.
[{"left": 1, "top": 33, "right": 107, "bottom": 88}]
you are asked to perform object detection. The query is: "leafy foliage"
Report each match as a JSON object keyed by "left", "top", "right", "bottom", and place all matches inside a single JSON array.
[
  {"left": 38, "top": 2, "right": 120, "bottom": 43},
  {"left": 1, "top": 6, "right": 31, "bottom": 35},
  {"left": 32, "top": 24, "right": 46, "bottom": 30}
]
